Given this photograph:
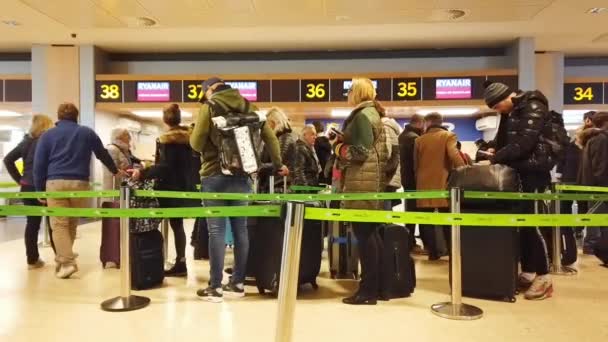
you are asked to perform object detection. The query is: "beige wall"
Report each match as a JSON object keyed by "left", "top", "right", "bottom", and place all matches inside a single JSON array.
[
  {"left": 32, "top": 45, "right": 80, "bottom": 120},
  {"left": 535, "top": 52, "right": 564, "bottom": 112}
]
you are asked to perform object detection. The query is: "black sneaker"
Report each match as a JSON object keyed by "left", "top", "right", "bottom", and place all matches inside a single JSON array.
[
  {"left": 197, "top": 287, "right": 223, "bottom": 303},
  {"left": 164, "top": 261, "right": 187, "bottom": 277},
  {"left": 222, "top": 283, "right": 245, "bottom": 299}
]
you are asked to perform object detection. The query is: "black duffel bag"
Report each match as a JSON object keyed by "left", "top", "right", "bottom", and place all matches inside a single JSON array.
[{"left": 448, "top": 164, "right": 521, "bottom": 210}]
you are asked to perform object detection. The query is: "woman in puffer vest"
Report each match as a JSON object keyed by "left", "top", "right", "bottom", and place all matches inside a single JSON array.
[{"left": 334, "top": 78, "right": 390, "bottom": 305}]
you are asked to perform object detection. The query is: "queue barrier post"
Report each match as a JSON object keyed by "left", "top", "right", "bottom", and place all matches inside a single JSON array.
[
  {"left": 101, "top": 185, "right": 150, "bottom": 312},
  {"left": 38, "top": 216, "right": 52, "bottom": 248},
  {"left": 161, "top": 219, "right": 169, "bottom": 265},
  {"left": 431, "top": 187, "right": 483, "bottom": 320},
  {"left": 551, "top": 185, "right": 577, "bottom": 275},
  {"left": 274, "top": 201, "right": 305, "bottom": 342}
]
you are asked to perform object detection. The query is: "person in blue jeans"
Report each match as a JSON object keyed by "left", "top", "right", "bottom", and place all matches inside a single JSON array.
[{"left": 190, "top": 77, "right": 288, "bottom": 303}]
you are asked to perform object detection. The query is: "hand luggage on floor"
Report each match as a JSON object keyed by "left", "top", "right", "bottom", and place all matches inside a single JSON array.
[
  {"left": 100, "top": 201, "right": 120, "bottom": 268},
  {"left": 192, "top": 218, "right": 209, "bottom": 260},
  {"left": 131, "top": 229, "right": 165, "bottom": 290},
  {"left": 378, "top": 224, "right": 416, "bottom": 298},
  {"left": 541, "top": 227, "right": 578, "bottom": 266},
  {"left": 594, "top": 237, "right": 608, "bottom": 266},
  {"left": 328, "top": 220, "right": 359, "bottom": 280},
  {"left": 128, "top": 179, "right": 162, "bottom": 234},
  {"left": 249, "top": 176, "right": 323, "bottom": 295},
  {"left": 448, "top": 164, "right": 520, "bottom": 192}
]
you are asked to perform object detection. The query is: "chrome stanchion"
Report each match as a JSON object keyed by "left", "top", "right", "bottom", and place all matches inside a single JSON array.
[
  {"left": 550, "top": 186, "right": 577, "bottom": 275},
  {"left": 101, "top": 185, "right": 150, "bottom": 312},
  {"left": 38, "top": 216, "right": 52, "bottom": 248},
  {"left": 161, "top": 219, "right": 169, "bottom": 264},
  {"left": 274, "top": 201, "right": 305, "bottom": 342},
  {"left": 431, "top": 187, "right": 483, "bottom": 320}
]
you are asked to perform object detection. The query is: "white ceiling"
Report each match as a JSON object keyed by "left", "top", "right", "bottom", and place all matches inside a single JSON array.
[{"left": 0, "top": 0, "right": 607, "bottom": 55}]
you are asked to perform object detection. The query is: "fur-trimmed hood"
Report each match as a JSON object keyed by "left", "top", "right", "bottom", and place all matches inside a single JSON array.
[
  {"left": 579, "top": 128, "right": 607, "bottom": 147},
  {"left": 159, "top": 126, "right": 191, "bottom": 145}
]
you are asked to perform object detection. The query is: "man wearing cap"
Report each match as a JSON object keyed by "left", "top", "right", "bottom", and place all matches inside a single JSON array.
[
  {"left": 190, "top": 77, "right": 288, "bottom": 303},
  {"left": 483, "top": 81, "right": 554, "bottom": 301}
]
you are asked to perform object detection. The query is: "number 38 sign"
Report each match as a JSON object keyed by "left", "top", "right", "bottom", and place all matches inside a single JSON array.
[
  {"left": 564, "top": 83, "right": 604, "bottom": 105},
  {"left": 95, "top": 81, "right": 123, "bottom": 103}
]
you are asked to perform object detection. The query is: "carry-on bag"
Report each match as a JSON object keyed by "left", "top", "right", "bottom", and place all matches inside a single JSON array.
[
  {"left": 250, "top": 176, "right": 323, "bottom": 295},
  {"left": 327, "top": 218, "right": 359, "bottom": 280},
  {"left": 100, "top": 200, "right": 120, "bottom": 268},
  {"left": 378, "top": 224, "right": 416, "bottom": 298},
  {"left": 131, "top": 229, "right": 165, "bottom": 290}
]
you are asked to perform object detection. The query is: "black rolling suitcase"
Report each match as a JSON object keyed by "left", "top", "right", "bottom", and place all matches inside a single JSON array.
[
  {"left": 328, "top": 220, "right": 359, "bottom": 279},
  {"left": 378, "top": 224, "right": 416, "bottom": 298},
  {"left": 251, "top": 202, "right": 323, "bottom": 295},
  {"left": 448, "top": 164, "right": 520, "bottom": 302},
  {"left": 131, "top": 229, "right": 165, "bottom": 290}
]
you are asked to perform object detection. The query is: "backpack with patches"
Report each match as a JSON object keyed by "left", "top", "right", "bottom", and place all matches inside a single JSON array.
[
  {"left": 541, "top": 110, "right": 570, "bottom": 165},
  {"left": 207, "top": 98, "right": 266, "bottom": 176}
]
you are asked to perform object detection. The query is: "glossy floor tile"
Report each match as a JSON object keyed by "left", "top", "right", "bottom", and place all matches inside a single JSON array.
[{"left": 1, "top": 220, "right": 607, "bottom": 342}]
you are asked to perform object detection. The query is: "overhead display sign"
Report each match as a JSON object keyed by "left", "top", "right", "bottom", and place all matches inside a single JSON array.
[
  {"left": 435, "top": 78, "right": 472, "bottom": 99},
  {"left": 564, "top": 82, "right": 605, "bottom": 105},
  {"left": 95, "top": 75, "right": 517, "bottom": 104},
  {"left": 0, "top": 79, "right": 32, "bottom": 102},
  {"left": 137, "top": 82, "right": 170, "bottom": 102}
]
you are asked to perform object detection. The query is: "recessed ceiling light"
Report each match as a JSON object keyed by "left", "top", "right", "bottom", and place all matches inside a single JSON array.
[
  {"left": 446, "top": 9, "right": 467, "bottom": 20},
  {"left": 1, "top": 20, "right": 21, "bottom": 27},
  {"left": 587, "top": 7, "right": 607, "bottom": 14},
  {"left": 136, "top": 17, "right": 157, "bottom": 27}
]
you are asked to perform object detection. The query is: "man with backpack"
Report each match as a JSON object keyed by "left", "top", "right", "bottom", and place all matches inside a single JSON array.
[
  {"left": 483, "top": 81, "right": 563, "bottom": 300},
  {"left": 190, "top": 77, "right": 288, "bottom": 303}
]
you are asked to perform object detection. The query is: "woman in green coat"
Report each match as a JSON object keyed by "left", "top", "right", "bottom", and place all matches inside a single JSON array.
[{"left": 334, "top": 78, "right": 390, "bottom": 305}]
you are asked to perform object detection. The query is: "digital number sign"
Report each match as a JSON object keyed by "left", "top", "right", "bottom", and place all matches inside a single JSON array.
[
  {"left": 183, "top": 80, "right": 203, "bottom": 102},
  {"left": 564, "top": 83, "right": 604, "bottom": 105},
  {"left": 301, "top": 79, "right": 330, "bottom": 102},
  {"left": 95, "top": 81, "right": 123, "bottom": 103},
  {"left": 392, "top": 78, "right": 422, "bottom": 101}
]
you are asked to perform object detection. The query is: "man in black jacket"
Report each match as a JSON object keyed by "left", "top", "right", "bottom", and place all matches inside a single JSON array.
[
  {"left": 484, "top": 82, "right": 553, "bottom": 301},
  {"left": 579, "top": 112, "right": 608, "bottom": 253},
  {"left": 398, "top": 114, "right": 425, "bottom": 253},
  {"left": 312, "top": 121, "right": 332, "bottom": 185}
]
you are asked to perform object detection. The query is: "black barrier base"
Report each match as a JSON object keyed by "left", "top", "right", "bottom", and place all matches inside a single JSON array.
[{"left": 101, "top": 295, "right": 150, "bottom": 312}]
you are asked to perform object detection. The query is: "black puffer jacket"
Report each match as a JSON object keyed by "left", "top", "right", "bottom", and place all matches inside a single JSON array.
[
  {"left": 579, "top": 128, "right": 608, "bottom": 187},
  {"left": 143, "top": 126, "right": 199, "bottom": 206},
  {"left": 398, "top": 124, "right": 421, "bottom": 190},
  {"left": 293, "top": 139, "right": 320, "bottom": 187},
  {"left": 493, "top": 91, "right": 553, "bottom": 171}
]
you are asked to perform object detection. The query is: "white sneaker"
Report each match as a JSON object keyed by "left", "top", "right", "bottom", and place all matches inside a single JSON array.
[
  {"left": 56, "top": 264, "right": 78, "bottom": 279},
  {"left": 28, "top": 259, "right": 45, "bottom": 270},
  {"left": 104, "top": 262, "right": 118, "bottom": 269}
]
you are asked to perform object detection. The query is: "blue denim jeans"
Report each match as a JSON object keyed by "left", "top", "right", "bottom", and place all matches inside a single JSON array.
[
  {"left": 583, "top": 203, "right": 608, "bottom": 252},
  {"left": 202, "top": 174, "right": 251, "bottom": 288}
]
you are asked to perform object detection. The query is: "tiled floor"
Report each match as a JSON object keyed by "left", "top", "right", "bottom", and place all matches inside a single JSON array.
[{"left": 0, "top": 220, "right": 607, "bottom": 342}]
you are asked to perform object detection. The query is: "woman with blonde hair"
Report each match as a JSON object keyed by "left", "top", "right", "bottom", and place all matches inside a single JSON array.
[
  {"left": 259, "top": 107, "right": 296, "bottom": 192},
  {"left": 334, "top": 78, "right": 390, "bottom": 305},
  {"left": 103, "top": 128, "right": 141, "bottom": 190},
  {"left": 3, "top": 114, "right": 55, "bottom": 269}
]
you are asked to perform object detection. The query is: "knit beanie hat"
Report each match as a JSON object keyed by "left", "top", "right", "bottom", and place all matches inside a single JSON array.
[{"left": 483, "top": 81, "right": 512, "bottom": 108}]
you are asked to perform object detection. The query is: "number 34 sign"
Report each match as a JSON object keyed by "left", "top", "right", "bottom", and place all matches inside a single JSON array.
[{"left": 564, "top": 83, "right": 604, "bottom": 105}]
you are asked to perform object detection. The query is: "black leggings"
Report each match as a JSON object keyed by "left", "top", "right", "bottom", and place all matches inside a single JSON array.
[
  {"left": 22, "top": 185, "right": 55, "bottom": 264},
  {"left": 351, "top": 222, "right": 383, "bottom": 297},
  {"left": 169, "top": 218, "right": 186, "bottom": 260},
  {"left": 519, "top": 176, "right": 550, "bottom": 276}
]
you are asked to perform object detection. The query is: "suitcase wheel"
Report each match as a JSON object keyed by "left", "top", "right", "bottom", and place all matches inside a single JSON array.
[
  {"left": 270, "top": 280, "right": 279, "bottom": 297},
  {"left": 257, "top": 286, "right": 265, "bottom": 295},
  {"left": 330, "top": 270, "right": 337, "bottom": 279},
  {"left": 311, "top": 281, "right": 319, "bottom": 290},
  {"left": 505, "top": 296, "right": 517, "bottom": 303}
]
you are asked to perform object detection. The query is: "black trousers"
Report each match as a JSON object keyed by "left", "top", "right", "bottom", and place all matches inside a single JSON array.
[
  {"left": 351, "top": 222, "right": 383, "bottom": 297},
  {"left": 418, "top": 207, "right": 451, "bottom": 257},
  {"left": 519, "top": 174, "right": 551, "bottom": 276},
  {"left": 159, "top": 198, "right": 187, "bottom": 261},
  {"left": 21, "top": 185, "right": 55, "bottom": 264}
]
